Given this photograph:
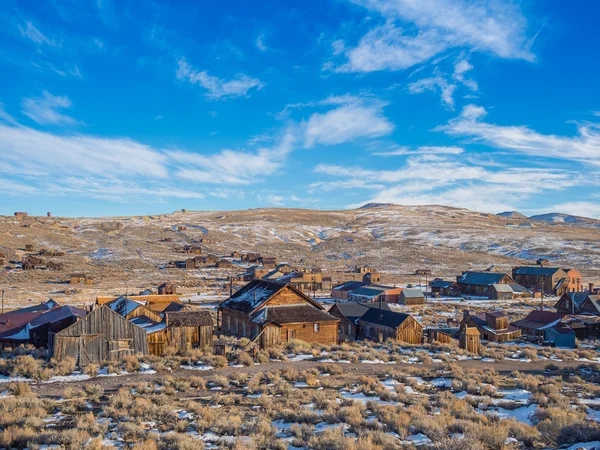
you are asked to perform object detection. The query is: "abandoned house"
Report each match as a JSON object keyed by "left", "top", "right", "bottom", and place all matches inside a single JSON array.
[
  {"left": 0, "top": 301, "right": 86, "bottom": 348},
  {"left": 512, "top": 310, "right": 575, "bottom": 346},
  {"left": 555, "top": 291, "right": 600, "bottom": 315},
  {"left": 461, "top": 310, "right": 521, "bottom": 342},
  {"left": 277, "top": 271, "right": 323, "bottom": 291},
  {"left": 511, "top": 267, "right": 576, "bottom": 296},
  {"left": 398, "top": 289, "right": 425, "bottom": 305},
  {"left": 357, "top": 308, "right": 423, "bottom": 344},
  {"left": 215, "top": 259, "right": 235, "bottom": 269},
  {"left": 430, "top": 279, "right": 461, "bottom": 297},
  {"left": 218, "top": 280, "right": 339, "bottom": 347},
  {"left": 426, "top": 327, "right": 459, "bottom": 344},
  {"left": 70, "top": 273, "right": 94, "bottom": 285},
  {"left": 331, "top": 281, "right": 369, "bottom": 300},
  {"left": 456, "top": 271, "right": 516, "bottom": 297},
  {"left": 51, "top": 305, "right": 149, "bottom": 366},
  {"left": 158, "top": 283, "right": 177, "bottom": 295},
  {"left": 262, "top": 257, "right": 278, "bottom": 269},
  {"left": 328, "top": 302, "right": 391, "bottom": 342},
  {"left": 459, "top": 327, "right": 481, "bottom": 354},
  {"left": 488, "top": 284, "right": 514, "bottom": 300},
  {"left": 182, "top": 245, "right": 202, "bottom": 255},
  {"left": 354, "top": 266, "right": 375, "bottom": 274},
  {"left": 363, "top": 272, "right": 381, "bottom": 283}
]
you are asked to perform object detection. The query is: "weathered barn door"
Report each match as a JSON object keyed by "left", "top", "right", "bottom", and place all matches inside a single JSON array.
[{"left": 80, "top": 335, "right": 106, "bottom": 366}]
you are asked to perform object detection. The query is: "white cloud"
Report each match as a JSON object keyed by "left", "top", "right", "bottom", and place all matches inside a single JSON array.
[
  {"left": 439, "top": 105, "right": 600, "bottom": 164},
  {"left": 0, "top": 123, "right": 168, "bottom": 178},
  {"left": 408, "top": 75, "right": 456, "bottom": 109},
  {"left": 453, "top": 57, "right": 478, "bottom": 90},
  {"left": 315, "top": 151, "right": 577, "bottom": 213},
  {"left": 169, "top": 126, "right": 297, "bottom": 185},
  {"left": 255, "top": 35, "right": 268, "bottom": 52},
  {"left": 176, "top": 59, "right": 264, "bottom": 99},
  {"left": 373, "top": 145, "right": 464, "bottom": 156},
  {"left": 336, "top": 0, "right": 534, "bottom": 73},
  {"left": 17, "top": 21, "right": 60, "bottom": 48},
  {"left": 304, "top": 97, "right": 394, "bottom": 147},
  {"left": 21, "top": 91, "right": 78, "bottom": 126}
]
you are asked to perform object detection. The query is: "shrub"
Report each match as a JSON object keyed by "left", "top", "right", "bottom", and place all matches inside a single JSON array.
[{"left": 236, "top": 351, "right": 254, "bottom": 366}]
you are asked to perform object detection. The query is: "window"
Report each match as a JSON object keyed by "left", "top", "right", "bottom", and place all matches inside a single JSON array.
[
  {"left": 226, "top": 316, "right": 231, "bottom": 332},
  {"left": 348, "top": 323, "right": 352, "bottom": 336},
  {"left": 242, "top": 321, "right": 247, "bottom": 337},
  {"left": 234, "top": 318, "right": 239, "bottom": 334},
  {"left": 314, "top": 323, "right": 320, "bottom": 333}
]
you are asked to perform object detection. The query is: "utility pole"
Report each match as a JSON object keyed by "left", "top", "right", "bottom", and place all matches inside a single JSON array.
[
  {"left": 425, "top": 272, "right": 428, "bottom": 301},
  {"left": 1, "top": 290, "right": 4, "bottom": 314}
]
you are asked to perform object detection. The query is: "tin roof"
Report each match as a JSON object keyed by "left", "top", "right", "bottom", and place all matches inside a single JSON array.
[
  {"left": 358, "top": 308, "right": 412, "bottom": 329},
  {"left": 457, "top": 271, "right": 510, "bottom": 286},
  {"left": 512, "top": 267, "right": 563, "bottom": 276},
  {"left": 251, "top": 305, "right": 338, "bottom": 325}
]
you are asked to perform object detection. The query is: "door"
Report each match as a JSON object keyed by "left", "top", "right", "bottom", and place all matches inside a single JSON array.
[{"left": 79, "top": 335, "right": 106, "bottom": 366}]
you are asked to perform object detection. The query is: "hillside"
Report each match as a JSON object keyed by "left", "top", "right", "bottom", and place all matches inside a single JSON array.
[{"left": 1, "top": 204, "right": 599, "bottom": 306}]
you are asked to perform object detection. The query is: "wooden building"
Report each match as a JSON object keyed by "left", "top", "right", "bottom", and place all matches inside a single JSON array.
[
  {"left": 52, "top": 305, "right": 149, "bottom": 366},
  {"left": 218, "top": 280, "right": 338, "bottom": 347},
  {"left": 398, "top": 289, "right": 425, "bottom": 305},
  {"left": 430, "top": 279, "right": 461, "bottom": 297},
  {"left": 555, "top": 292, "right": 600, "bottom": 315},
  {"left": 182, "top": 245, "right": 202, "bottom": 255},
  {"left": 512, "top": 310, "right": 566, "bottom": 339},
  {"left": 459, "top": 327, "right": 481, "bottom": 354},
  {"left": 70, "top": 273, "right": 94, "bottom": 285},
  {"left": 415, "top": 269, "right": 432, "bottom": 276},
  {"left": 146, "top": 311, "right": 213, "bottom": 355},
  {"left": 357, "top": 309, "right": 422, "bottom": 344},
  {"left": 461, "top": 310, "right": 521, "bottom": 342},
  {"left": 363, "top": 272, "right": 381, "bottom": 283},
  {"left": 216, "top": 259, "right": 235, "bottom": 268},
  {"left": 328, "top": 302, "right": 391, "bottom": 342},
  {"left": 489, "top": 284, "right": 514, "bottom": 300},
  {"left": 158, "top": 283, "right": 177, "bottom": 295},
  {"left": 262, "top": 257, "right": 278, "bottom": 269},
  {"left": 456, "top": 271, "right": 516, "bottom": 297},
  {"left": 427, "top": 328, "right": 458, "bottom": 344},
  {"left": 354, "top": 266, "right": 375, "bottom": 274},
  {"left": 46, "top": 261, "right": 64, "bottom": 270},
  {"left": 277, "top": 271, "right": 323, "bottom": 291},
  {"left": 331, "top": 281, "right": 369, "bottom": 300},
  {"left": 511, "top": 267, "right": 571, "bottom": 296}
]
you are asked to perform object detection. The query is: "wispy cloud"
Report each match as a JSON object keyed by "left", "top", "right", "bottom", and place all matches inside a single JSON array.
[
  {"left": 17, "top": 21, "right": 60, "bottom": 49},
  {"left": 21, "top": 91, "right": 79, "bottom": 126},
  {"left": 0, "top": 102, "right": 18, "bottom": 125},
  {"left": 176, "top": 58, "right": 264, "bottom": 99},
  {"left": 438, "top": 105, "right": 600, "bottom": 165},
  {"left": 303, "top": 96, "right": 394, "bottom": 147},
  {"left": 255, "top": 34, "right": 268, "bottom": 52},
  {"left": 453, "top": 57, "right": 478, "bottom": 91},
  {"left": 408, "top": 74, "right": 456, "bottom": 109},
  {"left": 334, "top": 0, "right": 534, "bottom": 73},
  {"left": 373, "top": 145, "right": 464, "bottom": 156}
]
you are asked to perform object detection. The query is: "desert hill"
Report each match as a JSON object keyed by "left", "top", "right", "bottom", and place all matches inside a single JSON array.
[{"left": 1, "top": 204, "right": 599, "bottom": 306}]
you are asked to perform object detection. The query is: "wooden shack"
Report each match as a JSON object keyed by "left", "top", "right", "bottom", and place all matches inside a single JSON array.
[
  {"left": 427, "top": 328, "right": 457, "bottom": 344},
  {"left": 398, "top": 289, "right": 425, "bottom": 305},
  {"left": 52, "top": 305, "right": 148, "bottom": 366},
  {"left": 158, "top": 283, "right": 177, "bottom": 295},
  {"left": 459, "top": 327, "right": 481, "bottom": 354},
  {"left": 357, "top": 309, "right": 423, "bottom": 344},
  {"left": 70, "top": 273, "right": 94, "bottom": 285}
]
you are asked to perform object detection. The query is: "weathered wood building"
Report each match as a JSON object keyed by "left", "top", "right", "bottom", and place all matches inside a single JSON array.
[
  {"left": 218, "top": 280, "right": 338, "bottom": 347},
  {"left": 52, "top": 305, "right": 149, "bottom": 366},
  {"left": 511, "top": 267, "right": 574, "bottom": 296},
  {"left": 459, "top": 327, "right": 481, "bottom": 354},
  {"left": 328, "top": 302, "right": 391, "bottom": 342},
  {"left": 456, "top": 271, "right": 516, "bottom": 297},
  {"left": 555, "top": 292, "right": 600, "bottom": 315},
  {"left": 461, "top": 310, "right": 521, "bottom": 342},
  {"left": 357, "top": 309, "right": 422, "bottom": 344},
  {"left": 398, "top": 289, "right": 425, "bottom": 305}
]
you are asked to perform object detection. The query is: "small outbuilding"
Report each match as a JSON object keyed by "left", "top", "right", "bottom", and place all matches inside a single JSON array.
[
  {"left": 398, "top": 289, "right": 425, "bottom": 305},
  {"left": 51, "top": 305, "right": 149, "bottom": 366}
]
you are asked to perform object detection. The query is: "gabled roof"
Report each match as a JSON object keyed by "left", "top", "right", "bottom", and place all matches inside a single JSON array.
[
  {"left": 457, "top": 271, "right": 510, "bottom": 286},
  {"left": 6, "top": 299, "right": 59, "bottom": 315},
  {"left": 129, "top": 315, "right": 166, "bottom": 334},
  {"left": 358, "top": 308, "right": 413, "bottom": 329},
  {"left": 251, "top": 305, "right": 338, "bottom": 325},
  {"left": 509, "top": 284, "right": 532, "bottom": 294},
  {"left": 512, "top": 310, "right": 565, "bottom": 330},
  {"left": 29, "top": 305, "right": 86, "bottom": 328},
  {"left": 512, "top": 267, "right": 563, "bottom": 276},
  {"left": 401, "top": 289, "right": 424, "bottom": 298},
  {"left": 348, "top": 286, "right": 386, "bottom": 298},
  {"left": 557, "top": 292, "right": 590, "bottom": 309},
  {"left": 430, "top": 279, "right": 456, "bottom": 289},
  {"left": 330, "top": 302, "right": 390, "bottom": 324},
  {"left": 221, "top": 280, "right": 322, "bottom": 314},
  {"left": 332, "top": 281, "right": 368, "bottom": 292},
  {"left": 107, "top": 296, "right": 144, "bottom": 316},
  {"left": 492, "top": 284, "right": 513, "bottom": 293}
]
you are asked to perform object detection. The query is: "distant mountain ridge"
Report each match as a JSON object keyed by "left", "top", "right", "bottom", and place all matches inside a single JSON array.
[{"left": 495, "top": 211, "right": 598, "bottom": 225}]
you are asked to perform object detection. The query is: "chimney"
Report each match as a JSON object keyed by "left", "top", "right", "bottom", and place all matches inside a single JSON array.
[{"left": 463, "top": 309, "right": 470, "bottom": 320}]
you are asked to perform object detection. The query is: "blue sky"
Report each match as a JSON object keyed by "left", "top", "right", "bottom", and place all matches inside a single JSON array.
[{"left": 1, "top": 0, "right": 599, "bottom": 218}]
